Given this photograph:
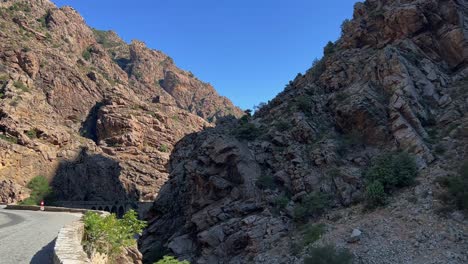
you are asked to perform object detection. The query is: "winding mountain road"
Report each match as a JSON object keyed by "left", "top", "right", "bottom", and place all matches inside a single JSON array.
[{"left": 0, "top": 205, "right": 80, "bottom": 264}]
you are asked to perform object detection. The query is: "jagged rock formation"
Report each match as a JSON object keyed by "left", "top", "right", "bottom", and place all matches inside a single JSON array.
[
  {"left": 140, "top": 0, "right": 468, "bottom": 263},
  {"left": 0, "top": 0, "right": 242, "bottom": 204}
]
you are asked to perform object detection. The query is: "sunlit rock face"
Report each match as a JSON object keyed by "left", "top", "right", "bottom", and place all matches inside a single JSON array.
[{"left": 0, "top": 0, "right": 242, "bottom": 205}]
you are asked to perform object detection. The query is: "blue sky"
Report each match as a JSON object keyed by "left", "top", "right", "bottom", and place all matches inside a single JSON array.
[{"left": 51, "top": 0, "right": 359, "bottom": 110}]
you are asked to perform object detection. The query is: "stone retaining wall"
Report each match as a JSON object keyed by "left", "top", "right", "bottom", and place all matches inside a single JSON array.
[
  {"left": 5, "top": 204, "right": 92, "bottom": 213},
  {"left": 53, "top": 220, "right": 91, "bottom": 264}
]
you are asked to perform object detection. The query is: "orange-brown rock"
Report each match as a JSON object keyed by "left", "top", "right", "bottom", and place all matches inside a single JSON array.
[{"left": 0, "top": 0, "right": 242, "bottom": 205}]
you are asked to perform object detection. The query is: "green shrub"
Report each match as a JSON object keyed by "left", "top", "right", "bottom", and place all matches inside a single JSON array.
[
  {"left": 438, "top": 161, "right": 468, "bottom": 212},
  {"left": 323, "top": 41, "right": 336, "bottom": 56},
  {"left": 133, "top": 71, "right": 143, "bottom": 79},
  {"left": 340, "top": 19, "right": 351, "bottom": 36},
  {"left": 256, "top": 174, "right": 276, "bottom": 190},
  {"left": 83, "top": 210, "right": 147, "bottom": 258},
  {"left": 295, "top": 96, "right": 314, "bottom": 113},
  {"left": 364, "top": 152, "right": 417, "bottom": 190},
  {"left": 155, "top": 256, "right": 190, "bottom": 264},
  {"left": 363, "top": 152, "right": 417, "bottom": 208},
  {"left": 82, "top": 47, "right": 92, "bottom": 60},
  {"left": 19, "top": 176, "right": 52, "bottom": 205},
  {"left": 302, "top": 223, "right": 326, "bottom": 245},
  {"left": 304, "top": 245, "right": 353, "bottom": 264},
  {"left": 293, "top": 192, "right": 331, "bottom": 222},
  {"left": 37, "top": 14, "right": 48, "bottom": 28},
  {"left": 0, "top": 74, "right": 8, "bottom": 83},
  {"left": 159, "top": 144, "right": 169, "bottom": 153},
  {"left": 0, "top": 134, "right": 18, "bottom": 144},
  {"left": 13, "top": 81, "right": 29, "bottom": 93},
  {"left": 92, "top": 29, "right": 119, "bottom": 49},
  {"left": 307, "top": 58, "right": 326, "bottom": 81},
  {"left": 8, "top": 2, "right": 31, "bottom": 13},
  {"left": 26, "top": 129, "right": 38, "bottom": 139},
  {"left": 365, "top": 181, "right": 386, "bottom": 208},
  {"left": 274, "top": 195, "right": 290, "bottom": 210},
  {"left": 232, "top": 122, "right": 263, "bottom": 140}
]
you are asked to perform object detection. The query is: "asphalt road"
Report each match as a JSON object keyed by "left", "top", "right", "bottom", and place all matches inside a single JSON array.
[{"left": 0, "top": 205, "right": 80, "bottom": 264}]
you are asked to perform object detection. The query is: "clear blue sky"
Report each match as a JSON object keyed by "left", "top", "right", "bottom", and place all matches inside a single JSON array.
[{"left": 51, "top": 0, "right": 359, "bottom": 110}]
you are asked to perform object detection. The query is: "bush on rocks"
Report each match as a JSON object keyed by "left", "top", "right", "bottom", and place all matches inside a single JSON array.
[
  {"left": 154, "top": 256, "right": 189, "bottom": 264},
  {"left": 364, "top": 152, "right": 417, "bottom": 208},
  {"left": 364, "top": 152, "right": 418, "bottom": 190},
  {"left": 83, "top": 210, "right": 147, "bottom": 259},
  {"left": 437, "top": 161, "right": 468, "bottom": 213},
  {"left": 19, "top": 176, "right": 52, "bottom": 205},
  {"left": 293, "top": 192, "right": 331, "bottom": 222},
  {"left": 304, "top": 245, "right": 353, "bottom": 264}
]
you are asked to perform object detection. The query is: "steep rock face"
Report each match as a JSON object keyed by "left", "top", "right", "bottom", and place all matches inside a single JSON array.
[
  {"left": 0, "top": 0, "right": 242, "bottom": 204},
  {"left": 140, "top": 0, "right": 468, "bottom": 263}
]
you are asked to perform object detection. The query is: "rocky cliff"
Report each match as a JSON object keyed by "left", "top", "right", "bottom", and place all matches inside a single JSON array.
[
  {"left": 0, "top": 0, "right": 242, "bottom": 204},
  {"left": 140, "top": 0, "right": 468, "bottom": 263}
]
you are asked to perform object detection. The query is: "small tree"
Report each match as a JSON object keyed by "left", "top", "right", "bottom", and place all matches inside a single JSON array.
[
  {"left": 83, "top": 210, "right": 147, "bottom": 259},
  {"left": 155, "top": 256, "right": 190, "bottom": 264},
  {"left": 20, "top": 176, "right": 52, "bottom": 205},
  {"left": 365, "top": 181, "right": 386, "bottom": 208},
  {"left": 293, "top": 192, "right": 331, "bottom": 222},
  {"left": 323, "top": 41, "right": 336, "bottom": 56}
]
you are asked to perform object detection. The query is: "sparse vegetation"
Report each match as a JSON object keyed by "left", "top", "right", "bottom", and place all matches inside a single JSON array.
[
  {"left": 293, "top": 192, "right": 331, "bottom": 222},
  {"left": 253, "top": 102, "right": 267, "bottom": 112},
  {"left": 302, "top": 223, "right": 326, "bottom": 245},
  {"left": 26, "top": 128, "right": 38, "bottom": 139},
  {"left": 323, "top": 41, "right": 336, "bottom": 56},
  {"left": 8, "top": 2, "right": 31, "bottom": 13},
  {"left": 437, "top": 161, "right": 468, "bottom": 213},
  {"left": 307, "top": 58, "right": 326, "bottom": 81},
  {"left": 19, "top": 176, "right": 52, "bottom": 205},
  {"left": 0, "top": 134, "right": 18, "bottom": 144},
  {"left": 365, "top": 180, "right": 387, "bottom": 208},
  {"left": 274, "top": 195, "right": 290, "bottom": 210},
  {"left": 82, "top": 47, "right": 93, "bottom": 61},
  {"left": 154, "top": 256, "right": 190, "bottom": 264},
  {"left": 364, "top": 152, "right": 417, "bottom": 208},
  {"left": 304, "top": 245, "right": 353, "bottom": 264},
  {"left": 295, "top": 95, "right": 314, "bottom": 113},
  {"left": 232, "top": 119, "right": 264, "bottom": 141},
  {"left": 92, "top": 29, "right": 120, "bottom": 49},
  {"left": 364, "top": 152, "right": 418, "bottom": 189},
  {"left": 83, "top": 210, "right": 147, "bottom": 259},
  {"left": 133, "top": 71, "right": 143, "bottom": 79},
  {"left": 13, "top": 81, "right": 29, "bottom": 93},
  {"left": 340, "top": 19, "right": 351, "bottom": 36},
  {"left": 0, "top": 74, "right": 8, "bottom": 83},
  {"left": 171, "top": 115, "right": 180, "bottom": 122},
  {"left": 159, "top": 144, "right": 169, "bottom": 153},
  {"left": 37, "top": 11, "right": 50, "bottom": 29}
]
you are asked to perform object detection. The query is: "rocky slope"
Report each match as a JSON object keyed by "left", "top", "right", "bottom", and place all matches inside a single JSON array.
[
  {"left": 140, "top": 0, "right": 468, "bottom": 263},
  {"left": 0, "top": 0, "right": 242, "bottom": 204}
]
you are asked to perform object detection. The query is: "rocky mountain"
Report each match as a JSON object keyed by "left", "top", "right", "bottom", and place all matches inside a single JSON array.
[
  {"left": 0, "top": 0, "right": 242, "bottom": 205},
  {"left": 140, "top": 0, "right": 468, "bottom": 263}
]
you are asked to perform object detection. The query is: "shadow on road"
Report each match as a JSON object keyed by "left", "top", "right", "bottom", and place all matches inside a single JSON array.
[{"left": 30, "top": 238, "right": 55, "bottom": 264}]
